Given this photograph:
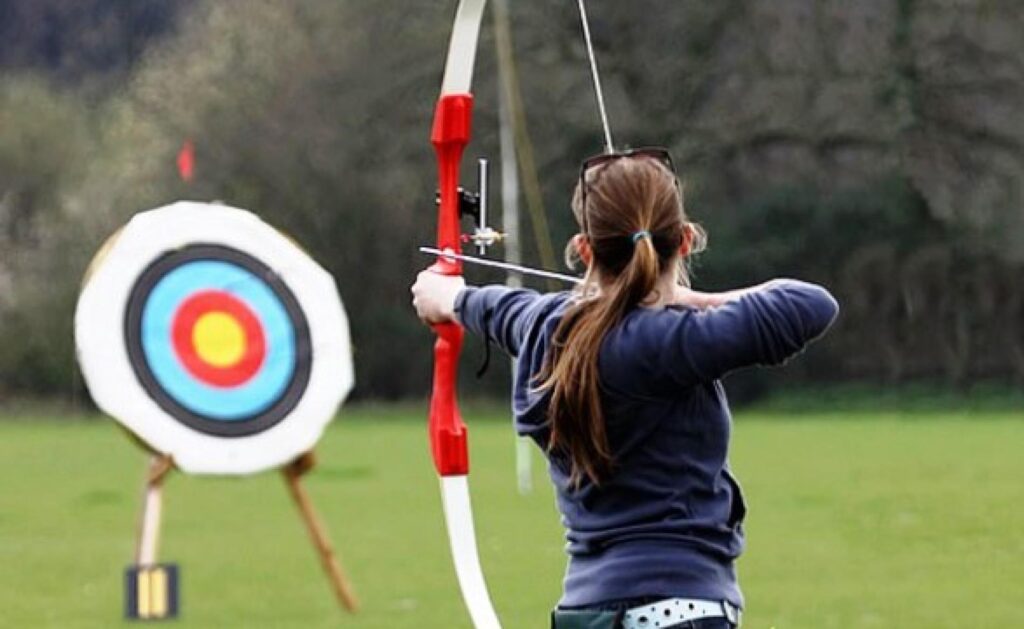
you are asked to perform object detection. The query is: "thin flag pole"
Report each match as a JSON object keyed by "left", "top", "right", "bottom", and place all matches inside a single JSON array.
[{"left": 494, "top": 0, "right": 533, "bottom": 495}]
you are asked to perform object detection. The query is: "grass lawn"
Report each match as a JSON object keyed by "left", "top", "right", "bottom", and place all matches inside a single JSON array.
[{"left": 0, "top": 406, "right": 1021, "bottom": 628}]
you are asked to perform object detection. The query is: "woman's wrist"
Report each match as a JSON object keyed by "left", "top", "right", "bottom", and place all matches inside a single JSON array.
[{"left": 451, "top": 286, "right": 473, "bottom": 325}]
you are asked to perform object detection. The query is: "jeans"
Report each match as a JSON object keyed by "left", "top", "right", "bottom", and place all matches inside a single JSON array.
[{"left": 551, "top": 597, "right": 738, "bottom": 629}]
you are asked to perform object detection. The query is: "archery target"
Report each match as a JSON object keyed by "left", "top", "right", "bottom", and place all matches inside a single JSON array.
[{"left": 76, "top": 202, "right": 353, "bottom": 475}]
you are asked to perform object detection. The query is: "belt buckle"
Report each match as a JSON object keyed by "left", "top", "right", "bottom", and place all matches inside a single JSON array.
[{"left": 722, "top": 600, "right": 740, "bottom": 625}]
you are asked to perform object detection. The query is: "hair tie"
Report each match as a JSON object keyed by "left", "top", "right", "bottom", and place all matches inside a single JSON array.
[{"left": 631, "top": 230, "right": 651, "bottom": 244}]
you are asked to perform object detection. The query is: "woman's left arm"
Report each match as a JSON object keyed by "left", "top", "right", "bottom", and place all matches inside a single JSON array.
[{"left": 411, "top": 270, "right": 542, "bottom": 357}]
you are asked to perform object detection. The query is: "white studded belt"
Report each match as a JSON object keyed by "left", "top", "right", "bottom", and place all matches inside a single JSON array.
[{"left": 622, "top": 598, "right": 741, "bottom": 628}]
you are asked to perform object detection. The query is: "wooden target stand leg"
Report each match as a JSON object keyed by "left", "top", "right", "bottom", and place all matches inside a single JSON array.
[
  {"left": 125, "top": 452, "right": 359, "bottom": 620},
  {"left": 126, "top": 454, "right": 178, "bottom": 620},
  {"left": 283, "top": 451, "right": 360, "bottom": 612}
]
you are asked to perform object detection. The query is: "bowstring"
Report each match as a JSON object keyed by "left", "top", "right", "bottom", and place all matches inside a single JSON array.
[{"left": 576, "top": 0, "right": 615, "bottom": 154}]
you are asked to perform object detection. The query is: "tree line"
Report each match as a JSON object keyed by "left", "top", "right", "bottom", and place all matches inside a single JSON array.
[{"left": 0, "top": 0, "right": 1021, "bottom": 402}]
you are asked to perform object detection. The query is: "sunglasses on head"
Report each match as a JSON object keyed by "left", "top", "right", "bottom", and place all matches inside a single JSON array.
[{"left": 577, "top": 147, "right": 678, "bottom": 235}]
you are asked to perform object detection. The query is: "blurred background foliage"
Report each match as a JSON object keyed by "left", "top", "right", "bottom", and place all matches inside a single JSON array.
[{"left": 0, "top": 0, "right": 1021, "bottom": 403}]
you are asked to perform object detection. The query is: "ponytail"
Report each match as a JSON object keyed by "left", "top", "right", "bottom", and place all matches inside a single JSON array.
[
  {"left": 536, "top": 155, "right": 701, "bottom": 487},
  {"left": 536, "top": 232, "right": 663, "bottom": 486}
]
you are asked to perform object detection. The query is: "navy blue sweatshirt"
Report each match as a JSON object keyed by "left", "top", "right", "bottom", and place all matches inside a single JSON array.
[{"left": 454, "top": 279, "right": 839, "bottom": 609}]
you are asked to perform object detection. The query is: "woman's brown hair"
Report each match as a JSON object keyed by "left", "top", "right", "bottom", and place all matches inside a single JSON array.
[{"left": 535, "top": 153, "right": 705, "bottom": 487}]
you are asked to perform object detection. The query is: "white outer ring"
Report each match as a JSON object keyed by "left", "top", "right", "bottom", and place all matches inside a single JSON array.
[{"left": 75, "top": 201, "right": 354, "bottom": 475}]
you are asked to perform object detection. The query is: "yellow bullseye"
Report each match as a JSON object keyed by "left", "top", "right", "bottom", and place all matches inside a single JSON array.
[{"left": 192, "top": 311, "right": 246, "bottom": 368}]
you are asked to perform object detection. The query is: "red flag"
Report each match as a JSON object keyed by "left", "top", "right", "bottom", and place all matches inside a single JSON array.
[{"left": 177, "top": 140, "right": 195, "bottom": 182}]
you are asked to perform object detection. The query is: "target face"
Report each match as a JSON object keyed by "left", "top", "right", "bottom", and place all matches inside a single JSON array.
[
  {"left": 76, "top": 202, "right": 353, "bottom": 475},
  {"left": 126, "top": 245, "right": 311, "bottom": 436}
]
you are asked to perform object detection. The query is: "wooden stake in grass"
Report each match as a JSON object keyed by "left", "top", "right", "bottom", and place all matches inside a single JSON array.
[{"left": 283, "top": 451, "right": 360, "bottom": 612}]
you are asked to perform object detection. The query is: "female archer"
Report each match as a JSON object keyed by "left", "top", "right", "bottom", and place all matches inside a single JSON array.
[{"left": 411, "top": 148, "right": 838, "bottom": 629}]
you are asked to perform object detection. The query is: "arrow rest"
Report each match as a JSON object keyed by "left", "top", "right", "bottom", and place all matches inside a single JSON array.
[{"left": 435, "top": 158, "right": 506, "bottom": 255}]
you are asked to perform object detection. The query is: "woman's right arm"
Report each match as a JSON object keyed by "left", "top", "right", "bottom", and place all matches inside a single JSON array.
[{"left": 663, "top": 279, "right": 839, "bottom": 385}]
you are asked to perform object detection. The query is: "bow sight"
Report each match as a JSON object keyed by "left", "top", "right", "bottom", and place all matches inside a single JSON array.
[{"left": 436, "top": 158, "right": 504, "bottom": 255}]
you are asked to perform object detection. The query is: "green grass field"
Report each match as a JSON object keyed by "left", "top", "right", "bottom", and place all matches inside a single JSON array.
[{"left": 1, "top": 406, "right": 1021, "bottom": 628}]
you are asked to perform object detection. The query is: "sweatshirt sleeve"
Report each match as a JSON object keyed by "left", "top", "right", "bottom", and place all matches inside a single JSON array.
[
  {"left": 454, "top": 285, "right": 544, "bottom": 358},
  {"left": 663, "top": 280, "right": 839, "bottom": 385}
]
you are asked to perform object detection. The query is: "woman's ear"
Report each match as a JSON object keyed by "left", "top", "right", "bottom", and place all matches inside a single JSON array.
[
  {"left": 573, "top": 233, "right": 593, "bottom": 267},
  {"left": 679, "top": 224, "right": 694, "bottom": 259}
]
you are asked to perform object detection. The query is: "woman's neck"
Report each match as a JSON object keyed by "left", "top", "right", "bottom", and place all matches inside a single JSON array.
[
  {"left": 643, "top": 271, "right": 681, "bottom": 308},
  {"left": 590, "top": 266, "right": 681, "bottom": 309}
]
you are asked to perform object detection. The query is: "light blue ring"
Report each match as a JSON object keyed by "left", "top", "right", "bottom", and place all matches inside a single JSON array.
[{"left": 140, "top": 261, "right": 296, "bottom": 421}]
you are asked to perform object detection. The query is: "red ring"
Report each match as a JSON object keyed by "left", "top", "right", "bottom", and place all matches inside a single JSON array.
[{"left": 171, "top": 290, "right": 266, "bottom": 387}]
